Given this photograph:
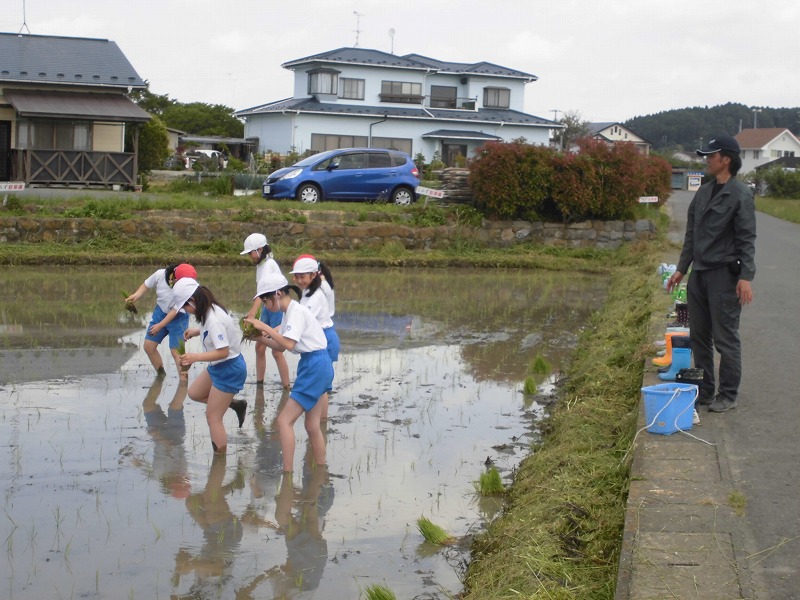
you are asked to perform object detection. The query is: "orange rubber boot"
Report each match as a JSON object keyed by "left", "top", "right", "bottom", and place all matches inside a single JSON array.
[{"left": 652, "top": 331, "right": 689, "bottom": 367}]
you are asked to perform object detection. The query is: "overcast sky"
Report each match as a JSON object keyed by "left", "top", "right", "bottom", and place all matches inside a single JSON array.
[{"left": 3, "top": 0, "right": 799, "bottom": 124}]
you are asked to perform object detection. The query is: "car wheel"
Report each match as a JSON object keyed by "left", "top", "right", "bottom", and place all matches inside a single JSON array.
[
  {"left": 297, "top": 184, "right": 321, "bottom": 204},
  {"left": 392, "top": 186, "right": 414, "bottom": 206}
]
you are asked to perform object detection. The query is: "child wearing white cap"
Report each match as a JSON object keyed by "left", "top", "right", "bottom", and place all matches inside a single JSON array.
[
  {"left": 173, "top": 278, "right": 248, "bottom": 454},
  {"left": 244, "top": 271, "right": 334, "bottom": 473},
  {"left": 125, "top": 263, "right": 196, "bottom": 376},
  {"left": 240, "top": 233, "right": 290, "bottom": 389},
  {"left": 290, "top": 255, "right": 340, "bottom": 421}
]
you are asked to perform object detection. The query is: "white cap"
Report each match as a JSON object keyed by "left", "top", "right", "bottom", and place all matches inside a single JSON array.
[
  {"left": 173, "top": 277, "right": 200, "bottom": 308},
  {"left": 254, "top": 271, "right": 289, "bottom": 299},
  {"left": 240, "top": 233, "right": 268, "bottom": 255},
  {"left": 290, "top": 256, "right": 320, "bottom": 274}
]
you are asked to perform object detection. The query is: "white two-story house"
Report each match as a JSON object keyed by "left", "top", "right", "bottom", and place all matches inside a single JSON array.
[
  {"left": 734, "top": 128, "right": 800, "bottom": 175},
  {"left": 235, "top": 47, "right": 560, "bottom": 165}
]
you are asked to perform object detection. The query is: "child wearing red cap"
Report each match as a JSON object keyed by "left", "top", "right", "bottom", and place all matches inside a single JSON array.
[{"left": 126, "top": 263, "right": 197, "bottom": 376}]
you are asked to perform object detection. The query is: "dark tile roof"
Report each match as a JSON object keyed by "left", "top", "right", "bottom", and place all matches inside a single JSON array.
[
  {"left": 236, "top": 97, "right": 556, "bottom": 128},
  {"left": 754, "top": 156, "right": 800, "bottom": 170},
  {"left": 0, "top": 32, "right": 146, "bottom": 89},
  {"left": 280, "top": 47, "right": 537, "bottom": 80},
  {"left": 3, "top": 89, "right": 150, "bottom": 122}
]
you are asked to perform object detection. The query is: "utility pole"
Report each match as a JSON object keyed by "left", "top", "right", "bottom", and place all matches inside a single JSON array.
[
  {"left": 753, "top": 107, "right": 762, "bottom": 129},
  {"left": 353, "top": 11, "right": 364, "bottom": 48}
]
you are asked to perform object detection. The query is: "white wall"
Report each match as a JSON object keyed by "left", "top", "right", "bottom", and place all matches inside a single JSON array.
[{"left": 741, "top": 131, "right": 800, "bottom": 174}]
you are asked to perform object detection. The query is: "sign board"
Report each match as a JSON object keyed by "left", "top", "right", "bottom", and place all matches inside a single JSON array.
[
  {"left": 0, "top": 182, "right": 25, "bottom": 192},
  {"left": 687, "top": 172, "right": 703, "bottom": 192},
  {"left": 415, "top": 186, "right": 445, "bottom": 199},
  {"left": 638, "top": 196, "right": 659, "bottom": 203}
]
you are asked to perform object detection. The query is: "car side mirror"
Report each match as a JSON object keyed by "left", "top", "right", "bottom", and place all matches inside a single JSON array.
[{"left": 328, "top": 161, "right": 340, "bottom": 171}]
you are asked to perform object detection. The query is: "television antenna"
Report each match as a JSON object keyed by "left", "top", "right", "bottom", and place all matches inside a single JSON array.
[
  {"left": 353, "top": 11, "right": 364, "bottom": 47},
  {"left": 389, "top": 28, "right": 395, "bottom": 54},
  {"left": 18, "top": 0, "right": 31, "bottom": 35}
]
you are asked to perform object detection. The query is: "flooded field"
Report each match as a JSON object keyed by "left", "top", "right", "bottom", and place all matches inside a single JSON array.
[{"left": 0, "top": 265, "right": 607, "bottom": 599}]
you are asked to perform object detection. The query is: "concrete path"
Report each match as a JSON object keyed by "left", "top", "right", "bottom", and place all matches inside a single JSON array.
[{"left": 617, "top": 191, "right": 800, "bottom": 599}]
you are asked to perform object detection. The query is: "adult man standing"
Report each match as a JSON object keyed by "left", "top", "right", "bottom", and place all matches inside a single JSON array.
[{"left": 667, "top": 135, "right": 756, "bottom": 412}]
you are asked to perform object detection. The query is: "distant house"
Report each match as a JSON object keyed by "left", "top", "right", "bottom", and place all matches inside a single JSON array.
[
  {"left": 235, "top": 47, "right": 561, "bottom": 166},
  {"left": 753, "top": 155, "right": 800, "bottom": 172},
  {"left": 735, "top": 128, "right": 800, "bottom": 174},
  {"left": 0, "top": 32, "right": 151, "bottom": 187},
  {"left": 586, "top": 122, "right": 652, "bottom": 155}
]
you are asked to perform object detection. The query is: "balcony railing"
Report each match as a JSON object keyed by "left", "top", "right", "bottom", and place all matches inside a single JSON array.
[
  {"left": 12, "top": 149, "right": 137, "bottom": 187},
  {"left": 427, "top": 96, "right": 478, "bottom": 111}
]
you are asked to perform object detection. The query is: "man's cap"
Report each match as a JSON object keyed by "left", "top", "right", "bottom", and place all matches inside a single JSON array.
[
  {"left": 173, "top": 263, "right": 197, "bottom": 281},
  {"left": 255, "top": 271, "right": 289, "bottom": 299},
  {"left": 696, "top": 135, "right": 740, "bottom": 156},
  {"left": 290, "top": 255, "right": 320, "bottom": 274},
  {"left": 173, "top": 278, "right": 199, "bottom": 308},
  {"left": 240, "top": 233, "right": 268, "bottom": 255}
]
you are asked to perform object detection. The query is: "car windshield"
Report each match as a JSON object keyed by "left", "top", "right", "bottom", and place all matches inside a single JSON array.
[{"left": 292, "top": 150, "right": 338, "bottom": 167}]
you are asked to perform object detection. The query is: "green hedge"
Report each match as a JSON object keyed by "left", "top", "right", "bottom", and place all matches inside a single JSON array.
[{"left": 469, "top": 139, "right": 672, "bottom": 222}]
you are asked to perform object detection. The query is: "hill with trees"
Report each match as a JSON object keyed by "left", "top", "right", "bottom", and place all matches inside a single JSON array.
[{"left": 625, "top": 103, "right": 800, "bottom": 150}]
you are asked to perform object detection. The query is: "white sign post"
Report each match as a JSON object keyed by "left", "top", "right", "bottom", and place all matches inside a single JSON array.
[
  {"left": 415, "top": 186, "right": 445, "bottom": 199},
  {"left": 637, "top": 196, "right": 659, "bottom": 203},
  {"left": 0, "top": 182, "right": 26, "bottom": 192}
]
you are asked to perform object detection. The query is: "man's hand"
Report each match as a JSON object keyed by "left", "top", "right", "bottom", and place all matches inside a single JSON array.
[
  {"left": 666, "top": 271, "right": 683, "bottom": 293},
  {"left": 737, "top": 280, "right": 753, "bottom": 306}
]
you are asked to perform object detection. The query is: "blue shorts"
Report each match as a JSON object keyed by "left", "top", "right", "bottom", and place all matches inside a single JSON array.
[
  {"left": 145, "top": 306, "right": 189, "bottom": 349},
  {"left": 291, "top": 349, "right": 334, "bottom": 411},
  {"left": 324, "top": 326, "right": 340, "bottom": 363},
  {"left": 260, "top": 306, "right": 283, "bottom": 328},
  {"left": 208, "top": 354, "right": 247, "bottom": 394}
]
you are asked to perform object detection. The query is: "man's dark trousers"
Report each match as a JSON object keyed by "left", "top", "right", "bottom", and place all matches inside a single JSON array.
[{"left": 687, "top": 266, "right": 743, "bottom": 402}]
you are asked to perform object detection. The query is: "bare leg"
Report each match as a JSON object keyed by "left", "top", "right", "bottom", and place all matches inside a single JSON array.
[
  {"left": 273, "top": 350, "right": 290, "bottom": 389},
  {"left": 319, "top": 392, "right": 329, "bottom": 422},
  {"left": 206, "top": 386, "right": 234, "bottom": 453},
  {"left": 169, "top": 347, "right": 182, "bottom": 375},
  {"left": 144, "top": 339, "right": 164, "bottom": 373},
  {"left": 304, "top": 399, "right": 326, "bottom": 467},
  {"left": 276, "top": 398, "right": 305, "bottom": 472},
  {"left": 255, "top": 343, "right": 266, "bottom": 383}
]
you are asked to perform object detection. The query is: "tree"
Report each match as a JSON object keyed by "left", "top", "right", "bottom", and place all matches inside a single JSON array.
[
  {"left": 161, "top": 103, "right": 244, "bottom": 137},
  {"left": 553, "top": 110, "right": 589, "bottom": 152},
  {"left": 134, "top": 115, "right": 170, "bottom": 172}
]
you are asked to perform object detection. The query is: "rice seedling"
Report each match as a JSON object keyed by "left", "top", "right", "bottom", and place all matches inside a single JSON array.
[
  {"left": 363, "top": 583, "right": 398, "bottom": 600},
  {"left": 475, "top": 467, "right": 506, "bottom": 496},
  {"left": 529, "top": 353, "right": 551, "bottom": 375},
  {"left": 522, "top": 376, "right": 538, "bottom": 395},
  {"left": 121, "top": 291, "right": 138, "bottom": 315},
  {"left": 416, "top": 516, "right": 454, "bottom": 545},
  {"left": 239, "top": 317, "right": 260, "bottom": 342}
]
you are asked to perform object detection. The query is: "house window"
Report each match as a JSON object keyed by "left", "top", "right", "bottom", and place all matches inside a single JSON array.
[
  {"left": 753, "top": 150, "right": 760, "bottom": 159},
  {"left": 380, "top": 81, "right": 423, "bottom": 104},
  {"left": 307, "top": 69, "right": 339, "bottom": 95},
  {"left": 430, "top": 85, "right": 457, "bottom": 109},
  {"left": 785, "top": 150, "right": 795, "bottom": 157},
  {"left": 483, "top": 87, "right": 510, "bottom": 109},
  {"left": 339, "top": 78, "right": 365, "bottom": 100},
  {"left": 371, "top": 136, "right": 412, "bottom": 155},
  {"left": 311, "top": 133, "right": 368, "bottom": 152},
  {"left": 771, "top": 149, "right": 780, "bottom": 157},
  {"left": 17, "top": 119, "right": 92, "bottom": 150}
]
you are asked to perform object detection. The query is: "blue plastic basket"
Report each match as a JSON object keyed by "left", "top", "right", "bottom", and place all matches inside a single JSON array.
[{"left": 641, "top": 383, "right": 697, "bottom": 434}]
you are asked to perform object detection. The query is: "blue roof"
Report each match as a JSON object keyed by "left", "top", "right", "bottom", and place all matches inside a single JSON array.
[
  {"left": 281, "top": 47, "right": 537, "bottom": 81},
  {"left": 236, "top": 97, "right": 557, "bottom": 128},
  {"left": 0, "top": 32, "right": 146, "bottom": 89}
]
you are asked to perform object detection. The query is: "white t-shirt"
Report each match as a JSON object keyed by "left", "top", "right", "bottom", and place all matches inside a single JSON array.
[
  {"left": 280, "top": 300, "right": 327, "bottom": 354},
  {"left": 320, "top": 279, "right": 335, "bottom": 317},
  {"left": 145, "top": 268, "right": 177, "bottom": 314},
  {"left": 201, "top": 305, "right": 241, "bottom": 365},
  {"left": 255, "top": 257, "right": 281, "bottom": 293},
  {"left": 300, "top": 289, "right": 334, "bottom": 329}
]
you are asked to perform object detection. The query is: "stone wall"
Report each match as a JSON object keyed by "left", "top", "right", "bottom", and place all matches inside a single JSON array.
[{"left": 0, "top": 213, "right": 655, "bottom": 250}]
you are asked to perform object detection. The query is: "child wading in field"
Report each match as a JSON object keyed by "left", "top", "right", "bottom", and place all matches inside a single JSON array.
[
  {"left": 126, "top": 263, "right": 197, "bottom": 377},
  {"left": 289, "top": 255, "right": 340, "bottom": 421},
  {"left": 245, "top": 271, "right": 333, "bottom": 473},
  {"left": 172, "top": 278, "right": 248, "bottom": 453},
  {"left": 241, "top": 233, "right": 290, "bottom": 389}
]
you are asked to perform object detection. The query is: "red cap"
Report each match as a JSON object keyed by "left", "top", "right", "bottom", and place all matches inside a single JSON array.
[{"left": 174, "top": 263, "right": 197, "bottom": 281}]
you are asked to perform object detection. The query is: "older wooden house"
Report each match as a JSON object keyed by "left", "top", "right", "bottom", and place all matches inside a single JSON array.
[{"left": 0, "top": 32, "right": 151, "bottom": 187}]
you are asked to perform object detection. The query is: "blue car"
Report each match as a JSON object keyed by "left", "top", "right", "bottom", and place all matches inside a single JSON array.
[{"left": 262, "top": 148, "right": 420, "bottom": 205}]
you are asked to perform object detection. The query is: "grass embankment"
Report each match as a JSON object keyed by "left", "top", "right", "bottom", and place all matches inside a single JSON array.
[
  {"left": 755, "top": 196, "right": 800, "bottom": 224},
  {"left": 463, "top": 244, "right": 658, "bottom": 600}
]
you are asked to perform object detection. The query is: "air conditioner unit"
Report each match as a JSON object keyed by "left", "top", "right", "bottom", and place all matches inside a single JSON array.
[{"left": 460, "top": 77, "right": 468, "bottom": 85}]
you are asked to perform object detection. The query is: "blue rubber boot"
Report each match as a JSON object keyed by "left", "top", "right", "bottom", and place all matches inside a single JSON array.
[{"left": 659, "top": 346, "right": 692, "bottom": 381}]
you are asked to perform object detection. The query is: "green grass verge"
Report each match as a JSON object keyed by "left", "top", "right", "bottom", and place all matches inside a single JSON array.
[
  {"left": 755, "top": 196, "right": 800, "bottom": 224},
  {"left": 462, "top": 244, "right": 658, "bottom": 599}
]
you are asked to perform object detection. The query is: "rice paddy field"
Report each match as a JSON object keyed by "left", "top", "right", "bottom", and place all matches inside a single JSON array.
[{"left": 0, "top": 265, "right": 607, "bottom": 599}]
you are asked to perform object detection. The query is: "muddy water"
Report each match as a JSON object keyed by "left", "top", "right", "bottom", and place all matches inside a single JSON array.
[{"left": 0, "top": 265, "right": 606, "bottom": 599}]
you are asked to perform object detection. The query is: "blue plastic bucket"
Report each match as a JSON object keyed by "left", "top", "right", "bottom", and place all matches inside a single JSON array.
[{"left": 641, "top": 383, "right": 697, "bottom": 434}]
